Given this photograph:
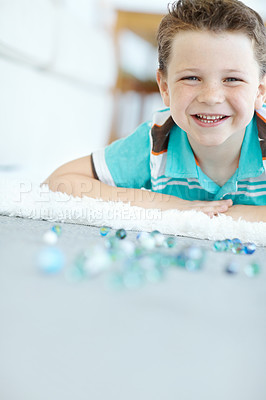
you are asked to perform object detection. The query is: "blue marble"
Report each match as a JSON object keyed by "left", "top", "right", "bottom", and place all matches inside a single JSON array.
[
  {"left": 244, "top": 243, "right": 256, "bottom": 255},
  {"left": 37, "top": 247, "right": 64, "bottom": 274},
  {"left": 225, "top": 261, "right": 239, "bottom": 274}
]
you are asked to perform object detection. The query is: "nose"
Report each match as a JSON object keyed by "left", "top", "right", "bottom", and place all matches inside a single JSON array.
[{"left": 197, "top": 81, "right": 225, "bottom": 105}]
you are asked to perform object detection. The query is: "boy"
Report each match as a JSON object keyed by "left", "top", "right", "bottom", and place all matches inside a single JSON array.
[{"left": 43, "top": 0, "right": 266, "bottom": 222}]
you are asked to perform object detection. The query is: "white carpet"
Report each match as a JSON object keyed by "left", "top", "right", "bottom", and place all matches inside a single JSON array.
[{"left": 1, "top": 177, "right": 266, "bottom": 246}]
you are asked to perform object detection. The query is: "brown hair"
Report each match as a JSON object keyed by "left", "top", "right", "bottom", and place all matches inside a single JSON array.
[{"left": 157, "top": 0, "right": 266, "bottom": 78}]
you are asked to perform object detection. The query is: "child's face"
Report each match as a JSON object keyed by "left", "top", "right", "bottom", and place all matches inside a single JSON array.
[{"left": 157, "top": 30, "right": 266, "bottom": 147}]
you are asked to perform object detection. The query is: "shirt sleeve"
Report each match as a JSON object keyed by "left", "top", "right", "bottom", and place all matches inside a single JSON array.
[{"left": 91, "top": 121, "right": 152, "bottom": 189}]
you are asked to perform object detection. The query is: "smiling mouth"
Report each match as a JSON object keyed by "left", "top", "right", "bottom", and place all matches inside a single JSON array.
[{"left": 194, "top": 114, "right": 228, "bottom": 124}]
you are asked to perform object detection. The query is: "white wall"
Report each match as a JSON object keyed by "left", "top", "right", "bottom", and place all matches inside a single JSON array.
[
  {"left": 0, "top": 0, "right": 116, "bottom": 180},
  {"left": 0, "top": 57, "right": 113, "bottom": 177}
]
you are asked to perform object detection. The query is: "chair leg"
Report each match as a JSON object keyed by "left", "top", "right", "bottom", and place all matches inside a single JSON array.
[{"left": 108, "top": 89, "right": 120, "bottom": 144}]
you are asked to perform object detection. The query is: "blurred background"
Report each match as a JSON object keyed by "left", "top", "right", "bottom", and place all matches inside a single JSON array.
[{"left": 0, "top": 0, "right": 265, "bottom": 181}]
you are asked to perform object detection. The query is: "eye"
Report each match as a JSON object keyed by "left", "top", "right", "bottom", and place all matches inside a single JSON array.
[
  {"left": 224, "top": 77, "right": 242, "bottom": 82},
  {"left": 182, "top": 76, "right": 199, "bottom": 81}
]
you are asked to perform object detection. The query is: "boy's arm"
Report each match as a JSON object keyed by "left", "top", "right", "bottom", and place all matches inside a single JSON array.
[
  {"left": 41, "top": 155, "right": 232, "bottom": 215},
  {"left": 224, "top": 205, "right": 266, "bottom": 222}
]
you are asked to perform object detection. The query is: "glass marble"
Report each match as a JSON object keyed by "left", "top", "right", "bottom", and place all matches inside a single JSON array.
[
  {"left": 136, "top": 231, "right": 150, "bottom": 241},
  {"left": 117, "top": 240, "right": 135, "bottom": 257},
  {"left": 213, "top": 240, "right": 227, "bottom": 252},
  {"left": 150, "top": 231, "right": 165, "bottom": 247},
  {"left": 245, "top": 262, "right": 260, "bottom": 277},
  {"left": 232, "top": 238, "right": 242, "bottom": 244},
  {"left": 140, "top": 236, "right": 156, "bottom": 250},
  {"left": 105, "top": 235, "right": 119, "bottom": 250},
  {"left": 51, "top": 225, "right": 62, "bottom": 236},
  {"left": 185, "top": 259, "right": 201, "bottom": 271},
  {"left": 172, "top": 245, "right": 205, "bottom": 271},
  {"left": 154, "top": 233, "right": 165, "bottom": 247},
  {"left": 100, "top": 226, "right": 111, "bottom": 237},
  {"left": 175, "top": 252, "right": 187, "bottom": 268},
  {"left": 43, "top": 230, "right": 58, "bottom": 245},
  {"left": 231, "top": 243, "right": 245, "bottom": 255},
  {"left": 134, "top": 245, "right": 146, "bottom": 258},
  {"left": 116, "top": 228, "right": 127, "bottom": 240},
  {"left": 225, "top": 261, "right": 239, "bottom": 274},
  {"left": 186, "top": 246, "right": 204, "bottom": 260},
  {"left": 224, "top": 239, "right": 234, "bottom": 251},
  {"left": 37, "top": 247, "right": 64, "bottom": 273},
  {"left": 138, "top": 256, "right": 164, "bottom": 283},
  {"left": 184, "top": 246, "right": 205, "bottom": 271},
  {"left": 136, "top": 232, "right": 156, "bottom": 250},
  {"left": 150, "top": 230, "right": 161, "bottom": 236},
  {"left": 160, "top": 254, "right": 176, "bottom": 268},
  {"left": 165, "top": 236, "right": 177, "bottom": 248},
  {"left": 84, "top": 252, "right": 111, "bottom": 276},
  {"left": 244, "top": 243, "right": 256, "bottom": 255}
]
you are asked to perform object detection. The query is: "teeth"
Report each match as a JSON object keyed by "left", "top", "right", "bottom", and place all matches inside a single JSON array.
[{"left": 197, "top": 114, "right": 224, "bottom": 120}]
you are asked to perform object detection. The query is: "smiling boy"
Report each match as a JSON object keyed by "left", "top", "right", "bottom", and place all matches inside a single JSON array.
[{"left": 43, "top": 0, "right": 266, "bottom": 222}]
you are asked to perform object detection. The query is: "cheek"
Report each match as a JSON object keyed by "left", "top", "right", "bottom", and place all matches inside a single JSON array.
[
  {"left": 236, "top": 85, "right": 258, "bottom": 104},
  {"left": 229, "top": 101, "right": 255, "bottom": 132},
  {"left": 169, "top": 86, "right": 194, "bottom": 110},
  {"left": 231, "top": 88, "right": 256, "bottom": 117},
  {"left": 225, "top": 86, "right": 246, "bottom": 107}
]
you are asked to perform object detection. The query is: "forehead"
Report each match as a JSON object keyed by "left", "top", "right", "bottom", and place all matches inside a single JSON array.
[{"left": 168, "top": 30, "right": 257, "bottom": 72}]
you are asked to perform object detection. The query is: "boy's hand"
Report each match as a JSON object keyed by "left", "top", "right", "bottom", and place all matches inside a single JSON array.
[{"left": 181, "top": 199, "right": 233, "bottom": 217}]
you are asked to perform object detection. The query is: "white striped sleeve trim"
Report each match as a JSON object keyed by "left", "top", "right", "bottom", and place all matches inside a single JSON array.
[
  {"left": 230, "top": 190, "right": 266, "bottom": 197},
  {"left": 92, "top": 149, "right": 116, "bottom": 187}
]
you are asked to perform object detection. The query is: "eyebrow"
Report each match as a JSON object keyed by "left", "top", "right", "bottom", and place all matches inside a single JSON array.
[
  {"left": 223, "top": 69, "right": 246, "bottom": 74},
  {"left": 176, "top": 68, "right": 246, "bottom": 74}
]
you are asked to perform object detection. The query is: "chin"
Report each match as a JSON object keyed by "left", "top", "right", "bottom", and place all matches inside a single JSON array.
[{"left": 197, "top": 138, "right": 227, "bottom": 147}]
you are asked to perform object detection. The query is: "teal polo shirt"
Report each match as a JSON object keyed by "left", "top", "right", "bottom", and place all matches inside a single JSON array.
[{"left": 159, "top": 113, "right": 265, "bottom": 203}]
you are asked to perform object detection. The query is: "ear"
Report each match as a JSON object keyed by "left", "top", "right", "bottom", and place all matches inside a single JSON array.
[
  {"left": 255, "top": 75, "right": 266, "bottom": 110},
  {"left": 156, "top": 70, "right": 170, "bottom": 107}
]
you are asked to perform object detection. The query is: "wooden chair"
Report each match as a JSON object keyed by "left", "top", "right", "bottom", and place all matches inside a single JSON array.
[{"left": 108, "top": 9, "right": 163, "bottom": 144}]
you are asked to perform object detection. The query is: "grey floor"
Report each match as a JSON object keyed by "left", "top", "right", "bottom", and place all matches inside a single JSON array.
[{"left": 0, "top": 215, "right": 266, "bottom": 400}]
